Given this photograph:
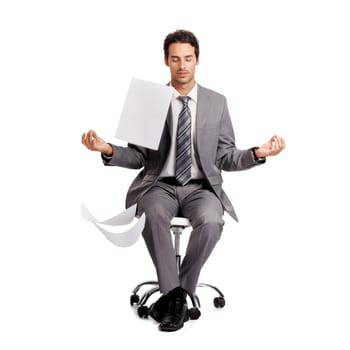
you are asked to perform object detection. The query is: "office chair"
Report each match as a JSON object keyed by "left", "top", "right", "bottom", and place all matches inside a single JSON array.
[{"left": 130, "top": 217, "right": 226, "bottom": 320}]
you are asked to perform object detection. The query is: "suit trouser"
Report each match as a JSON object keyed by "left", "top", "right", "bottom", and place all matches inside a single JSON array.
[{"left": 138, "top": 180, "right": 224, "bottom": 294}]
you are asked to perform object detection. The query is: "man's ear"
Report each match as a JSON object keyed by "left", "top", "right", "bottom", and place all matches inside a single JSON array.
[{"left": 164, "top": 57, "right": 169, "bottom": 66}]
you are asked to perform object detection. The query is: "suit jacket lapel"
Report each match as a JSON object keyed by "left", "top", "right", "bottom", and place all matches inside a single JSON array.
[
  {"left": 196, "top": 85, "right": 209, "bottom": 153},
  {"left": 166, "top": 106, "right": 173, "bottom": 136},
  {"left": 157, "top": 106, "right": 172, "bottom": 161}
]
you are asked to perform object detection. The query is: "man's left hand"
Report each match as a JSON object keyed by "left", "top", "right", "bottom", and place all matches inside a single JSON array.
[{"left": 255, "top": 135, "right": 286, "bottom": 158}]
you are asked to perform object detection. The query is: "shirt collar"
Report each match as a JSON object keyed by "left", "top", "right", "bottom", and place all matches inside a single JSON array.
[{"left": 170, "top": 82, "right": 198, "bottom": 103}]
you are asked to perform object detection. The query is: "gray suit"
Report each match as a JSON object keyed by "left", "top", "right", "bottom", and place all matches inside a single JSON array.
[{"left": 102, "top": 84, "right": 264, "bottom": 293}]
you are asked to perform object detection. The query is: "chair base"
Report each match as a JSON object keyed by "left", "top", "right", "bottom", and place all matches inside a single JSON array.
[
  {"left": 130, "top": 280, "right": 225, "bottom": 320},
  {"left": 131, "top": 217, "right": 225, "bottom": 320}
]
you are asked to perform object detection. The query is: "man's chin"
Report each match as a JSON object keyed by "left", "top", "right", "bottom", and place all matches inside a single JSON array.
[{"left": 174, "top": 77, "right": 193, "bottom": 85}]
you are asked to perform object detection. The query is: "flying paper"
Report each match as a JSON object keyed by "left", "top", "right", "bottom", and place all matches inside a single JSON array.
[
  {"left": 115, "top": 78, "right": 174, "bottom": 150},
  {"left": 81, "top": 203, "right": 146, "bottom": 247}
]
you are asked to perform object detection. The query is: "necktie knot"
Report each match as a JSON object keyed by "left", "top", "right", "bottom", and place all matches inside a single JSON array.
[{"left": 178, "top": 96, "right": 190, "bottom": 107}]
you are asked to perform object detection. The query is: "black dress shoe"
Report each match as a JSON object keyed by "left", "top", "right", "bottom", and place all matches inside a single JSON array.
[
  {"left": 159, "top": 297, "right": 188, "bottom": 332},
  {"left": 149, "top": 293, "right": 171, "bottom": 323}
]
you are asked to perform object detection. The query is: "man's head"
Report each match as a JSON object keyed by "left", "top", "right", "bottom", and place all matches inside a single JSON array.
[{"left": 164, "top": 30, "right": 199, "bottom": 90}]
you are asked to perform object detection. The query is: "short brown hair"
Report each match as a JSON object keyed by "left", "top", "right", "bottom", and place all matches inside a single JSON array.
[{"left": 163, "top": 30, "right": 200, "bottom": 59}]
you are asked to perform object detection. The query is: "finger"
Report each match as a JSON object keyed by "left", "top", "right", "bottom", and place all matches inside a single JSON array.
[
  {"left": 272, "top": 135, "right": 285, "bottom": 154},
  {"left": 85, "top": 132, "right": 96, "bottom": 150},
  {"left": 275, "top": 137, "right": 285, "bottom": 152},
  {"left": 88, "top": 130, "right": 97, "bottom": 139},
  {"left": 82, "top": 133, "right": 91, "bottom": 148},
  {"left": 273, "top": 138, "right": 283, "bottom": 155},
  {"left": 267, "top": 136, "right": 276, "bottom": 153},
  {"left": 86, "top": 130, "right": 95, "bottom": 142},
  {"left": 271, "top": 138, "right": 278, "bottom": 153},
  {"left": 88, "top": 132, "right": 96, "bottom": 145},
  {"left": 274, "top": 137, "right": 282, "bottom": 151}
]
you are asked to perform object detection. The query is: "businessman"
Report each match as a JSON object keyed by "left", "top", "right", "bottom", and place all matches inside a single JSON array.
[{"left": 82, "top": 29, "right": 285, "bottom": 332}]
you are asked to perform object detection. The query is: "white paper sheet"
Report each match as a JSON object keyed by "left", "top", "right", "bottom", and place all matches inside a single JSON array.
[
  {"left": 115, "top": 78, "right": 174, "bottom": 150},
  {"left": 81, "top": 203, "right": 146, "bottom": 247}
]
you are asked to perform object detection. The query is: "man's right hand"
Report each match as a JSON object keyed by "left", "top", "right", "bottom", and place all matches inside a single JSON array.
[{"left": 81, "top": 130, "right": 113, "bottom": 156}]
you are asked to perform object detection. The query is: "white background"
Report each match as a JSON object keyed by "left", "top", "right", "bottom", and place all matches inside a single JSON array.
[{"left": 1, "top": 0, "right": 349, "bottom": 349}]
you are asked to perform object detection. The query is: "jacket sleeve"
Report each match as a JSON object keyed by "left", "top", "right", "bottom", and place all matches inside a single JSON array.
[
  {"left": 215, "top": 98, "right": 265, "bottom": 171},
  {"left": 101, "top": 143, "right": 148, "bottom": 169}
]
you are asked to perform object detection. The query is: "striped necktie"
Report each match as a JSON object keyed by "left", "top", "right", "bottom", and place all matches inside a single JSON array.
[{"left": 175, "top": 96, "right": 192, "bottom": 185}]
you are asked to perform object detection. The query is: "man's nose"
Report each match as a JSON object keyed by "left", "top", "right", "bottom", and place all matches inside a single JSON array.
[{"left": 180, "top": 60, "right": 186, "bottom": 70}]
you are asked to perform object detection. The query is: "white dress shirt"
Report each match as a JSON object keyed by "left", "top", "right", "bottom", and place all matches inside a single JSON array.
[{"left": 160, "top": 83, "right": 204, "bottom": 179}]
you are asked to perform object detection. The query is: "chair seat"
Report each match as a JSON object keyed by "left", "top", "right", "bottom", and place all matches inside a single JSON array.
[{"left": 170, "top": 217, "right": 191, "bottom": 227}]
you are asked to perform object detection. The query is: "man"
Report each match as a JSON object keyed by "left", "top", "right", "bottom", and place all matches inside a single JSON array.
[{"left": 81, "top": 29, "right": 285, "bottom": 332}]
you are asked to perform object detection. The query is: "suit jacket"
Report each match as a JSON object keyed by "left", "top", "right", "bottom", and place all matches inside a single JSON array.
[{"left": 102, "top": 84, "right": 264, "bottom": 221}]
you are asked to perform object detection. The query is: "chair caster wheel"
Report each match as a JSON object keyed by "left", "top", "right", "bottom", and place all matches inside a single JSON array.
[
  {"left": 213, "top": 296, "right": 225, "bottom": 308},
  {"left": 137, "top": 305, "right": 149, "bottom": 318},
  {"left": 130, "top": 294, "right": 140, "bottom": 306},
  {"left": 188, "top": 307, "right": 201, "bottom": 320}
]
